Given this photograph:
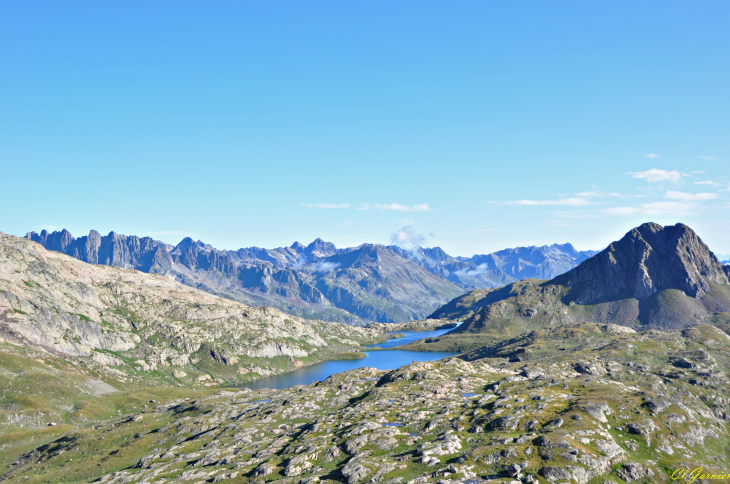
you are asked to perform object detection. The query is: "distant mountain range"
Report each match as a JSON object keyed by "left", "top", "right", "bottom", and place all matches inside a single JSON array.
[
  {"left": 407, "top": 222, "right": 730, "bottom": 352},
  {"left": 392, "top": 243, "right": 598, "bottom": 288},
  {"left": 25, "top": 229, "right": 597, "bottom": 325}
]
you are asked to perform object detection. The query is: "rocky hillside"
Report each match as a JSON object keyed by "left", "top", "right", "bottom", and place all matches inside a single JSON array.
[
  {"left": 0, "top": 232, "right": 386, "bottom": 387},
  {"left": 25, "top": 229, "right": 596, "bottom": 325},
  {"left": 3, "top": 322, "right": 729, "bottom": 483},
  {"left": 414, "top": 223, "right": 730, "bottom": 353}
]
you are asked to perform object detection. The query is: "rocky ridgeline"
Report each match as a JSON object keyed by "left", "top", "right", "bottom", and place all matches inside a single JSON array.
[
  {"left": 0, "top": 233, "right": 385, "bottom": 387},
  {"left": 5, "top": 322, "right": 729, "bottom": 483}
]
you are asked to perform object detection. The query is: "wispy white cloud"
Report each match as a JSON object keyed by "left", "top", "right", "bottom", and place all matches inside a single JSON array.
[
  {"left": 390, "top": 226, "right": 425, "bottom": 248},
  {"left": 356, "top": 203, "right": 370, "bottom": 211},
  {"left": 605, "top": 206, "right": 639, "bottom": 216},
  {"left": 606, "top": 201, "right": 700, "bottom": 216},
  {"left": 303, "top": 203, "right": 350, "bottom": 209},
  {"left": 575, "top": 191, "right": 605, "bottom": 198},
  {"left": 641, "top": 201, "right": 701, "bottom": 215},
  {"left": 310, "top": 261, "right": 341, "bottom": 272},
  {"left": 628, "top": 168, "right": 682, "bottom": 183},
  {"left": 645, "top": 154, "right": 658, "bottom": 159},
  {"left": 608, "top": 193, "right": 646, "bottom": 198},
  {"left": 375, "top": 203, "right": 431, "bottom": 212},
  {"left": 699, "top": 155, "right": 722, "bottom": 162},
  {"left": 694, "top": 180, "right": 722, "bottom": 186},
  {"left": 503, "top": 198, "right": 595, "bottom": 207},
  {"left": 454, "top": 263, "right": 490, "bottom": 277},
  {"left": 665, "top": 191, "right": 719, "bottom": 202},
  {"left": 606, "top": 189, "right": 720, "bottom": 216}
]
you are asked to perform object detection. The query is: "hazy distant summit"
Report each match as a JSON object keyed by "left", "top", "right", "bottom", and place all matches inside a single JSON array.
[
  {"left": 393, "top": 242, "right": 597, "bottom": 289},
  {"left": 25, "top": 229, "right": 595, "bottom": 325}
]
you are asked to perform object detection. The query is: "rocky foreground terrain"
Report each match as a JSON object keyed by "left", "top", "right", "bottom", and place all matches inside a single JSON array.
[
  {"left": 412, "top": 223, "right": 730, "bottom": 353},
  {"left": 3, "top": 322, "right": 729, "bottom": 483},
  {"left": 25, "top": 229, "right": 596, "bottom": 325},
  {"left": 0, "top": 233, "right": 386, "bottom": 388}
]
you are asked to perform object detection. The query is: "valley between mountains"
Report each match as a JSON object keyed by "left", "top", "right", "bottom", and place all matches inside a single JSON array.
[{"left": 1, "top": 222, "right": 730, "bottom": 484}]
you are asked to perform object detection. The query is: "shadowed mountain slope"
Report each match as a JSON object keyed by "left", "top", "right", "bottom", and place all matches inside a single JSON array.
[{"left": 551, "top": 222, "right": 729, "bottom": 304}]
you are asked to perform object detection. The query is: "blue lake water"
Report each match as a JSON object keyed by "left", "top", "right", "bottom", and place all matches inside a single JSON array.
[{"left": 243, "top": 324, "right": 460, "bottom": 391}]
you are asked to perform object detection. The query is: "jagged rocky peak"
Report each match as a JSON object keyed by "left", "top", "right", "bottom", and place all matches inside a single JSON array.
[
  {"left": 171, "top": 237, "right": 214, "bottom": 255},
  {"left": 25, "top": 228, "right": 75, "bottom": 251},
  {"left": 26, "top": 228, "right": 173, "bottom": 274},
  {"left": 303, "top": 237, "right": 337, "bottom": 258},
  {"left": 553, "top": 222, "right": 729, "bottom": 304},
  {"left": 420, "top": 246, "right": 451, "bottom": 262},
  {"left": 544, "top": 242, "right": 582, "bottom": 258}
]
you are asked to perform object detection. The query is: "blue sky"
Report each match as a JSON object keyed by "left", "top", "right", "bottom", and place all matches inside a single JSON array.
[{"left": 1, "top": 2, "right": 729, "bottom": 257}]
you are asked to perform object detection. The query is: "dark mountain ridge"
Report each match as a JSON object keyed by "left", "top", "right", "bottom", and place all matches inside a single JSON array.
[
  {"left": 27, "top": 229, "right": 172, "bottom": 273},
  {"left": 552, "top": 222, "right": 729, "bottom": 303}
]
